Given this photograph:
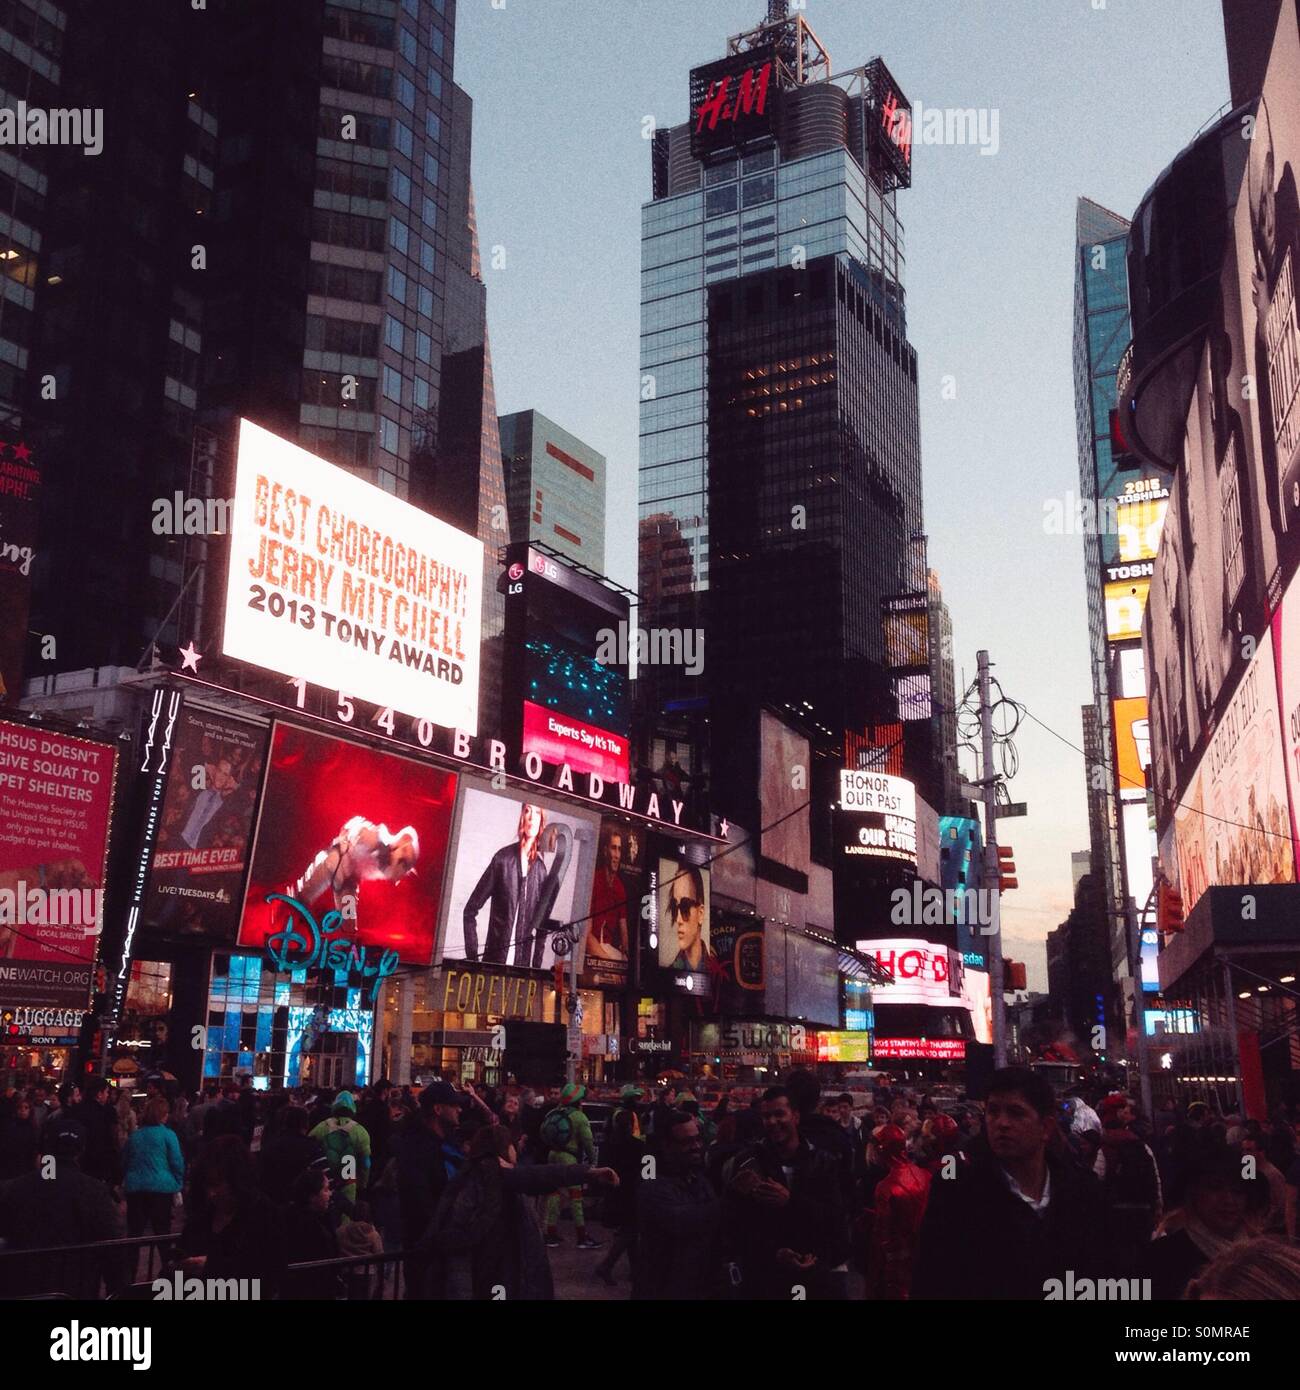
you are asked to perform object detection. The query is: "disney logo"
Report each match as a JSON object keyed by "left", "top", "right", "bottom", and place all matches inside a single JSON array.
[{"left": 263, "top": 894, "right": 399, "bottom": 1004}]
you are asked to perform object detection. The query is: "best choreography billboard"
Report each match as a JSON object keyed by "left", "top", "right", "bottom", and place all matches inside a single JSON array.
[
  {"left": 437, "top": 778, "right": 600, "bottom": 973},
  {"left": 143, "top": 706, "right": 268, "bottom": 941},
  {"left": 238, "top": 723, "right": 459, "bottom": 967},
  {"left": 0, "top": 719, "right": 118, "bottom": 1008},
  {"left": 223, "top": 418, "right": 483, "bottom": 734}
]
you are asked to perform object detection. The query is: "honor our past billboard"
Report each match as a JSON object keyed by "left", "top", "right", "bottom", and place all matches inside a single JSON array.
[{"left": 222, "top": 419, "right": 483, "bottom": 734}]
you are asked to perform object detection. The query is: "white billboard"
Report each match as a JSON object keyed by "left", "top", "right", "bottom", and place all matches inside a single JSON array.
[{"left": 222, "top": 419, "right": 483, "bottom": 733}]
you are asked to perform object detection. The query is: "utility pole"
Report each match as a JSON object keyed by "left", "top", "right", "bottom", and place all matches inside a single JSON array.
[{"left": 978, "top": 650, "right": 1007, "bottom": 1069}]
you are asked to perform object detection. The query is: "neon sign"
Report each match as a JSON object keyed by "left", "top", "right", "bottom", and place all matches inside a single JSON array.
[
  {"left": 694, "top": 60, "right": 773, "bottom": 135},
  {"left": 264, "top": 893, "right": 398, "bottom": 1003}
]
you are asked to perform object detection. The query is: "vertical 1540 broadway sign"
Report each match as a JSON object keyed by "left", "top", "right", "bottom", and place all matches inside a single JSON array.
[{"left": 0, "top": 432, "right": 40, "bottom": 705}]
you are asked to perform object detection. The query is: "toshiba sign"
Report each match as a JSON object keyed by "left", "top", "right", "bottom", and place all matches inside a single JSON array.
[{"left": 858, "top": 939, "right": 964, "bottom": 1007}]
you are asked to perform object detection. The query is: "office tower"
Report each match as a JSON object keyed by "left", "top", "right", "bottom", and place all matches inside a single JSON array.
[
  {"left": 638, "top": 3, "right": 926, "bottom": 825},
  {"left": 23, "top": 1, "right": 506, "bottom": 723},
  {"left": 499, "top": 408, "right": 607, "bottom": 573}
]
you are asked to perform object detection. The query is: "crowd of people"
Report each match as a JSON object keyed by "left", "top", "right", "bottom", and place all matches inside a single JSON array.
[{"left": 1, "top": 1066, "right": 1299, "bottom": 1300}]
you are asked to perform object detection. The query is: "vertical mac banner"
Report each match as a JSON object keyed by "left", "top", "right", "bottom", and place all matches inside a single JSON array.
[{"left": 222, "top": 419, "right": 483, "bottom": 735}]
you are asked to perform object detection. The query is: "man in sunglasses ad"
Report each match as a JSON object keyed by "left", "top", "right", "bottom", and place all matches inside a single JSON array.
[{"left": 661, "top": 861, "right": 714, "bottom": 973}]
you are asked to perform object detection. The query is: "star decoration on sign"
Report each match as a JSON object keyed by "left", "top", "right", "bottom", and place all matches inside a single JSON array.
[
  {"left": 12, "top": 441, "right": 30, "bottom": 462},
  {"left": 179, "top": 642, "right": 202, "bottom": 672},
  {"left": 719, "top": 818, "right": 729, "bottom": 838}
]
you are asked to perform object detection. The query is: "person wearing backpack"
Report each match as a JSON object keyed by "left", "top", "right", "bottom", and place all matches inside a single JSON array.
[
  {"left": 309, "top": 1090, "right": 372, "bottom": 1219},
  {"left": 432, "top": 1124, "right": 619, "bottom": 1299},
  {"left": 540, "top": 1082, "right": 600, "bottom": 1249}
]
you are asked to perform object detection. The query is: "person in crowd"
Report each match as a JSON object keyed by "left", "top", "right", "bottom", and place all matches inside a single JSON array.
[
  {"left": 357, "top": 1080, "right": 393, "bottom": 1175},
  {"left": 204, "top": 1084, "right": 246, "bottom": 1144},
  {"left": 309, "top": 1089, "right": 371, "bottom": 1217},
  {"left": 259, "top": 1105, "right": 325, "bottom": 1206},
  {"left": 913, "top": 1068, "right": 1111, "bottom": 1300},
  {"left": 593, "top": 1098, "right": 644, "bottom": 1286},
  {"left": 723, "top": 1086, "right": 849, "bottom": 1300},
  {"left": 186, "top": 1085, "right": 219, "bottom": 1153},
  {"left": 177, "top": 1134, "right": 281, "bottom": 1291},
  {"left": 497, "top": 1090, "right": 525, "bottom": 1149},
  {"left": 785, "top": 1068, "right": 858, "bottom": 1201},
  {"left": 72, "top": 1076, "right": 121, "bottom": 1188},
  {"left": 115, "top": 1089, "right": 138, "bottom": 1148},
  {"left": 0, "top": 1092, "right": 39, "bottom": 1180},
  {"left": 396, "top": 1081, "right": 468, "bottom": 1297},
  {"left": 27, "top": 1084, "right": 52, "bottom": 1131},
  {"left": 1093, "top": 1092, "right": 1162, "bottom": 1273},
  {"left": 1141, "top": 1152, "right": 1256, "bottom": 1300},
  {"left": 0, "top": 1117, "right": 123, "bottom": 1298},
  {"left": 833, "top": 1093, "right": 862, "bottom": 1140},
  {"left": 919, "top": 1113, "right": 965, "bottom": 1177},
  {"left": 1185, "top": 1235, "right": 1300, "bottom": 1300},
  {"left": 866, "top": 1123, "right": 930, "bottom": 1300},
  {"left": 122, "top": 1095, "right": 185, "bottom": 1237},
  {"left": 277, "top": 1164, "right": 341, "bottom": 1298},
  {"left": 635, "top": 1109, "right": 724, "bottom": 1301},
  {"left": 541, "top": 1082, "right": 601, "bottom": 1250},
  {"left": 1241, "top": 1129, "right": 1288, "bottom": 1235},
  {"left": 433, "top": 1124, "right": 619, "bottom": 1300}
]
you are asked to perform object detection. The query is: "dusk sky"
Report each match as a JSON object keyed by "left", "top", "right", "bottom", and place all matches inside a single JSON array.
[{"left": 456, "top": 0, "right": 1231, "bottom": 989}]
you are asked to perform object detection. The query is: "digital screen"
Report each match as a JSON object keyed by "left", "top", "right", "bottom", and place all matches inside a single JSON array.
[
  {"left": 222, "top": 418, "right": 483, "bottom": 734},
  {"left": 238, "top": 723, "right": 458, "bottom": 966},
  {"left": 689, "top": 47, "right": 778, "bottom": 160},
  {"left": 438, "top": 779, "right": 600, "bottom": 973},
  {"left": 657, "top": 853, "right": 712, "bottom": 978}
]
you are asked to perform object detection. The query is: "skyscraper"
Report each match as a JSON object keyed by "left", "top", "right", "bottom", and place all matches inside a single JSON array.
[
  {"left": 22, "top": 0, "right": 506, "bottom": 723},
  {"left": 1073, "top": 195, "right": 1166, "bottom": 976},
  {"left": 499, "top": 408, "right": 606, "bottom": 573},
  {"left": 638, "top": 4, "right": 929, "bottom": 826}
]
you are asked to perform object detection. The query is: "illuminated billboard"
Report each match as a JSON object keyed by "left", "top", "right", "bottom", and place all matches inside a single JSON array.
[
  {"left": 1172, "top": 629, "right": 1294, "bottom": 917},
  {"left": 1112, "top": 696, "right": 1150, "bottom": 801},
  {"left": 656, "top": 852, "right": 712, "bottom": 979},
  {"left": 872, "top": 1037, "right": 966, "bottom": 1061},
  {"left": 223, "top": 418, "right": 483, "bottom": 734},
  {"left": 1105, "top": 570, "right": 1152, "bottom": 642},
  {"left": 0, "top": 720, "right": 118, "bottom": 1009},
  {"left": 1116, "top": 486, "right": 1169, "bottom": 564},
  {"left": 689, "top": 47, "right": 778, "bottom": 160},
  {"left": 438, "top": 778, "right": 600, "bottom": 973},
  {"left": 835, "top": 770, "right": 917, "bottom": 867},
  {"left": 238, "top": 723, "right": 459, "bottom": 967},
  {"left": 857, "top": 939, "right": 964, "bottom": 1007}
]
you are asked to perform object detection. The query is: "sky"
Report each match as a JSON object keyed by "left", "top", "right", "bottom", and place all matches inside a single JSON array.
[{"left": 454, "top": 0, "right": 1231, "bottom": 990}]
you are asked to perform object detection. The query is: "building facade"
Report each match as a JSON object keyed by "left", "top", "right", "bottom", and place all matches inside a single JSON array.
[{"left": 499, "top": 408, "right": 606, "bottom": 573}]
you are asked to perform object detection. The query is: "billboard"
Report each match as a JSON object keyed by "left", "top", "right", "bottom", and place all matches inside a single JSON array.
[
  {"left": 689, "top": 46, "right": 778, "bottom": 160},
  {"left": 1172, "top": 630, "right": 1294, "bottom": 917},
  {"left": 0, "top": 433, "right": 40, "bottom": 705},
  {"left": 884, "top": 594, "right": 929, "bottom": 668},
  {"left": 835, "top": 770, "right": 917, "bottom": 866},
  {"left": 1105, "top": 570, "right": 1152, "bottom": 642},
  {"left": 438, "top": 778, "right": 600, "bottom": 972},
  {"left": 784, "top": 931, "right": 841, "bottom": 1026},
  {"left": 580, "top": 817, "right": 646, "bottom": 990},
  {"left": 759, "top": 709, "right": 810, "bottom": 872},
  {"left": 505, "top": 545, "right": 630, "bottom": 782},
  {"left": 143, "top": 707, "right": 268, "bottom": 941},
  {"left": 222, "top": 418, "right": 483, "bottom": 734},
  {"left": 656, "top": 852, "right": 712, "bottom": 977},
  {"left": 872, "top": 1037, "right": 966, "bottom": 1061},
  {"left": 1112, "top": 696, "right": 1151, "bottom": 801},
  {"left": 707, "top": 911, "right": 765, "bottom": 1016},
  {"left": 857, "top": 939, "right": 965, "bottom": 1007},
  {"left": 238, "top": 723, "right": 458, "bottom": 966},
  {"left": 0, "top": 720, "right": 117, "bottom": 1008}
]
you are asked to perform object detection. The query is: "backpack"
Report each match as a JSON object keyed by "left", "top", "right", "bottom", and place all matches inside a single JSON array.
[
  {"left": 431, "top": 1162, "right": 501, "bottom": 1255},
  {"left": 320, "top": 1119, "right": 359, "bottom": 1182},
  {"left": 539, "top": 1106, "right": 574, "bottom": 1152}
]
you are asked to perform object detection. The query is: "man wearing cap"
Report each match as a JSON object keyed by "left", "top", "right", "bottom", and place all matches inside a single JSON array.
[
  {"left": 397, "top": 1081, "right": 469, "bottom": 1297},
  {"left": 309, "top": 1090, "right": 372, "bottom": 1217},
  {"left": 542, "top": 1082, "right": 601, "bottom": 1250}
]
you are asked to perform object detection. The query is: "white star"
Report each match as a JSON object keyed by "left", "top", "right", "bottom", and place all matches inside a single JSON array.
[
  {"left": 179, "top": 642, "right": 202, "bottom": 672},
  {"left": 719, "top": 818, "right": 730, "bottom": 838}
]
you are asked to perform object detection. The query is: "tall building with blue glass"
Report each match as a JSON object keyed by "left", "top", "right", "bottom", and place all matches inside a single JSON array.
[
  {"left": 1073, "top": 196, "right": 1165, "bottom": 983},
  {"left": 637, "top": 4, "right": 932, "bottom": 828}
]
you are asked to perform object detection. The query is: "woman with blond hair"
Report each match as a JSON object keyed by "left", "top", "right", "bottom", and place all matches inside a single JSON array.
[{"left": 122, "top": 1095, "right": 185, "bottom": 1236}]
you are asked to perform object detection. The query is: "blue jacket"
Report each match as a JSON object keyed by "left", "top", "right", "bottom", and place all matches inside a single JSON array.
[{"left": 123, "top": 1123, "right": 185, "bottom": 1195}]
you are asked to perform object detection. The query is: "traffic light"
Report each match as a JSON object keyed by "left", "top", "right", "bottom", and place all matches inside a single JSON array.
[
  {"left": 1157, "top": 880, "right": 1185, "bottom": 934},
  {"left": 996, "top": 844, "right": 1017, "bottom": 891},
  {"left": 1007, "top": 960, "right": 1027, "bottom": 991}
]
